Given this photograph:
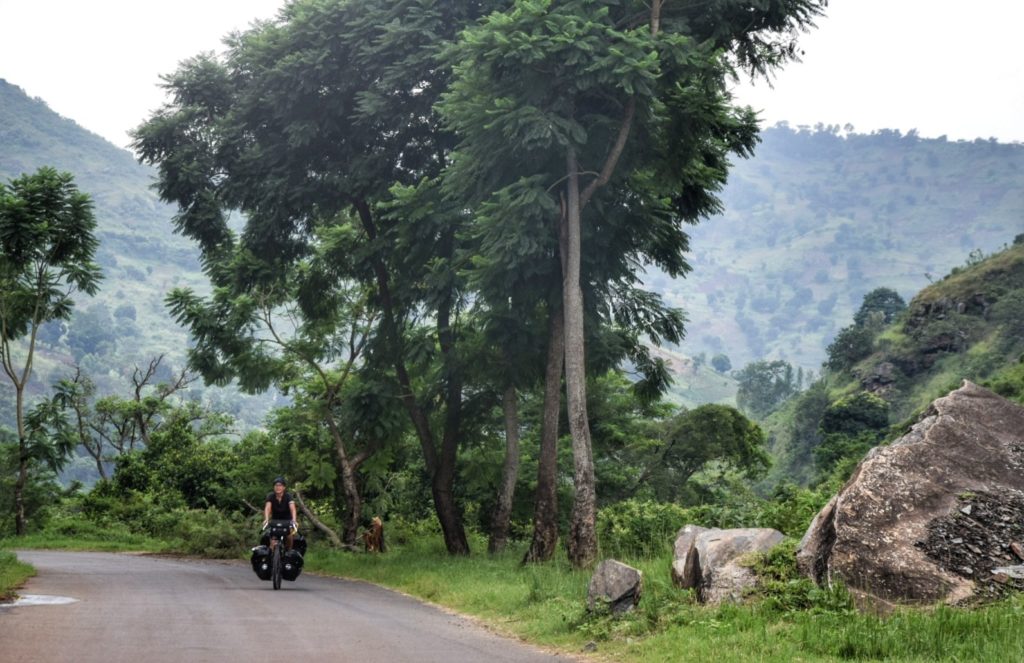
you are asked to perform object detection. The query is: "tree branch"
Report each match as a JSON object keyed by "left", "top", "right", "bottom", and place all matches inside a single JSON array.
[{"left": 292, "top": 488, "right": 344, "bottom": 549}]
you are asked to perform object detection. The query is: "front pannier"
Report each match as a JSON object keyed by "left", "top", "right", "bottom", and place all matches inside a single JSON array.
[{"left": 250, "top": 545, "right": 272, "bottom": 580}]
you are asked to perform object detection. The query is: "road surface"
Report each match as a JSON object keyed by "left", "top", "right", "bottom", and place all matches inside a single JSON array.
[{"left": 1, "top": 550, "right": 576, "bottom": 663}]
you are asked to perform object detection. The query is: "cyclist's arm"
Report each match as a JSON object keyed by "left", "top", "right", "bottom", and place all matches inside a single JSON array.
[{"left": 290, "top": 499, "right": 298, "bottom": 523}]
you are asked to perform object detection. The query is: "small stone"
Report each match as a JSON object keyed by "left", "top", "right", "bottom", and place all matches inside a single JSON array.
[
  {"left": 992, "top": 573, "right": 1011, "bottom": 585},
  {"left": 961, "top": 567, "right": 974, "bottom": 575},
  {"left": 1011, "top": 542, "right": 1024, "bottom": 561},
  {"left": 951, "top": 538, "right": 963, "bottom": 544},
  {"left": 582, "top": 642, "right": 597, "bottom": 653},
  {"left": 961, "top": 505, "right": 973, "bottom": 515},
  {"left": 967, "top": 544, "right": 982, "bottom": 555}
]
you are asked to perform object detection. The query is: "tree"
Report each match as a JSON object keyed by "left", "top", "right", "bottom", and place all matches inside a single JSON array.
[
  {"left": 854, "top": 287, "right": 906, "bottom": 326},
  {"left": 636, "top": 404, "right": 769, "bottom": 502},
  {"left": 711, "top": 354, "right": 732, "bottom": 373},
  {"left": 815, "top": 391, "right": 889, "bottom": 474},
  {"left": 735, "top": 360, "right": 798, "bottom": 419},
  {"left": 441, "top": 0, "right": 825, "bottom": 566},
  {"left": 52, "top": 358, "right": 194, "bottom": 480},
  {"left": 0, "top": 167, "right": 102, "bottom": 534},
  {"left": 133, "top": 0, "right": 510, "bottom": 556},
  {"left": 825, "top": 324, "right": 875, "bottom": 372},
  {"left": 166, "top": 245, "right": 384, "bottom": 547}
]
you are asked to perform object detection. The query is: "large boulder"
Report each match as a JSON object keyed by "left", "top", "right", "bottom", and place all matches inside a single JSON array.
[
  {"left": 672, "top": 526, "right": 784, "bottom": 603},
  {"left": 671, "top": 524, "right": 713, "bottom": 588},
  {"left": 797, "top": 381, "right": 1024, "bottom": 607},
  {"left": 587, "top": 559, "right": 642, "bottom": 614}
]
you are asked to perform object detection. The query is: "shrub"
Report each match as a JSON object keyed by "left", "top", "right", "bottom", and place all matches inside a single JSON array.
[
  {"left": 597, "top": 499, "right": 689, "bottom": 559},
  {"left": 173, "top": 508, "right": 251, "bottom": 558},
  {"left": 748, "top": 539, "right": 854, "bottom": 614}
]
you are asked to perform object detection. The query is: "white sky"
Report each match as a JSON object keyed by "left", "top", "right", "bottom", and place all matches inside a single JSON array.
[{"left": 0, "top": 0, "right": 1021, "bottom": 149}]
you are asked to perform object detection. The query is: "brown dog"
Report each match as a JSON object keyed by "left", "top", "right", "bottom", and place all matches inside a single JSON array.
[{"left": 362, "top": 516, "right": 385, "bottom": 553}]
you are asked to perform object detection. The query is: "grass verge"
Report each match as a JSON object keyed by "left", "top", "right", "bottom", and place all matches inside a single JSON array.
[
  {"left": 0, "top": 531, "right": 174, "bottom": 554},
  {"left": 0, "top": 551, "right": 35, "bottom": 601},
  {"left": 304, "top": 535, "right": 1024, "bottom": 662}
]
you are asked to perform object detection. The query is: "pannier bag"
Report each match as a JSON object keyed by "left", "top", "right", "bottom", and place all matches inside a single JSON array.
[
  {"left": 250, "top": 535, "right": 306, "bottom": 582},
  {"left": 250, "top": 545, "right": 272, "bottom": 580},
  {"left": 282, "top": 549, "right": 304, "bottom": 581}
]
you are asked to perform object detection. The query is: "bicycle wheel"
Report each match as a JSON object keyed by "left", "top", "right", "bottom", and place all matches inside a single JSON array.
[{"left": 272, "top": 543, "right": 282, "bottom": 590}]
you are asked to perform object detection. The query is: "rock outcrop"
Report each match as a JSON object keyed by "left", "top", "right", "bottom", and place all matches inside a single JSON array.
[
  {"left": 797, "top": 381, "right": 1024, "bottom": 607},
  {"left": 587, "top": 559, "right": 642, "bottom": 614},
  {"left": 672, "top": 526, "right": 784, "bottom": 604}
]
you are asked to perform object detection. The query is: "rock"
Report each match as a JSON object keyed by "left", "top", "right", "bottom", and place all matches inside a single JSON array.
[
  {"left": 860, "top": 361, "right": 900, "bottom": 394},
  {"left": 587, "top": 559, "right": 642, "bottom": 615},
  {"left": 671, "top": 524, "right": 714, "bottom": 588},
  {"left": 692, "top": 528, "right": 784, "bottom": 605},
  {"left": 992, "top": 566, "right": 1024, "bottom": 580},
  {"left": 797, "top": 381, "right": 1024, "bottom": 606},
  {"left": 1012, "top": 542, "right": 1024, "bottom": 561}
]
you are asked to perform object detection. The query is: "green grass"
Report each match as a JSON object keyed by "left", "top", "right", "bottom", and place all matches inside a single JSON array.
[
  {"left": 303, "top": 535, "right": 1024, "bottom": 662},
  {"left": 0, "top": 529, "right": 174, "bottom": 554},
  {"left": 0, "top": 550, "right": 35, "bottom": 601}
]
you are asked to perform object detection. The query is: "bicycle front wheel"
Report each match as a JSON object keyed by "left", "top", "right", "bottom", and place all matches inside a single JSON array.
[{"left": 271, "top": 544, "right": 282, "bottom": 590}]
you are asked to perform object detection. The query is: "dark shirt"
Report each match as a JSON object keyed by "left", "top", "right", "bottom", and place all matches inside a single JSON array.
[{"left": 266, "top": 491, "right": 294, "bottom": 521}]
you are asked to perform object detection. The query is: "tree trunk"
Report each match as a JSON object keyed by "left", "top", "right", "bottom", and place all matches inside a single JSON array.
[
  {"left": 338, "top": 463, "right": 362, "bottom": 547},
  {"left": 433, "top": 345, "right": 470, "bottom": 555},
  {"left": 563, "top": 148, "right": 598, "bottom": 568},
  {"left": 13, "top": 385, "right": 27, "bottom": 535},
  {"left": 523, "top": 306, "right": 565, "bottom": 564},
  {"left": 489, "top": 385, "right": 520, "bottom": 554},
  {"left": 353, "top": 198, "right": 468, "bottom": 555}
]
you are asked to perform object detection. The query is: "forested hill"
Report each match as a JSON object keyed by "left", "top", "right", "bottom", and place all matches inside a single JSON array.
[
  {"left": 654, "top": 124, "right": 1024, "bottom": 372},
  {"left": 0, "top": 79, "right": 277, "bottom": 428}
]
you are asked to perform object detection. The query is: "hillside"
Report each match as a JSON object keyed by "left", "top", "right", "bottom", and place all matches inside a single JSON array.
[
  {"left": 763, "top": 240, "right": 1024, "bottom": 485},
  {"left": 0, "top": 79, "right": 279, "bottom": 429},
  {"left": 654, "top": 125, "right": 1024, "bottom": 372}
]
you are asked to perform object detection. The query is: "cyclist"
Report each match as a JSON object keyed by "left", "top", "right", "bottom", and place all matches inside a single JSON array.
[{"left": 262, "top": 476, "right": 298, "bottom": 551}]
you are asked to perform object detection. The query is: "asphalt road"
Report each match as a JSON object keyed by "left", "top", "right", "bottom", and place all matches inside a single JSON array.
[{"left": 1, "top": 550, "right": 576, "bottom": 663}]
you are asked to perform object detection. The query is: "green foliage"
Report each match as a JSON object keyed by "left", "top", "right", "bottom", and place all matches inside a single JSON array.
[
  {"left": 0, "top": 550, "right": 34, "bottom": 600},
  {"left": 735, "top": 360, "right": 798, "bottom": 419},
  {"left": 645, "top": 404, "right": 770, "bottom": 503},
  {"left": 596, "top": 499, "right": 688, "bottom": 559},
  {"left": 853, "top": 287, "right": 906, "bottom": 326},
  {"left": 172, "top": 508, "right": 250, "bottom": 558},
  {"left": 0, "top": 434, "right": 62, "bottom": 535},
  {"left": 825, "top": 324, "right": 876, "bottom": 372},
  {"left": 820, "top": 391, "right": 889, "bottom": 437},
  {"left": 748, "top": 539, "right": 854, "bottom": 614}
]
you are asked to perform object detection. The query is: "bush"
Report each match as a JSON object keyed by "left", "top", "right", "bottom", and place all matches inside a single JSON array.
[
  {"left": 173, "top": 508, "right": 251, "bottom": 558},
  {"left": 597, "top": 499, "right": 689, "bottom": 559},
  {"left": 748, "top": 539, "right": 854, "bottom": 614}
]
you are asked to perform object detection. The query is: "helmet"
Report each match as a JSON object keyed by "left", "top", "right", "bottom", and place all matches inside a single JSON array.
[{"left": 273, "top": 476, "right": 286, "bottom": 486}]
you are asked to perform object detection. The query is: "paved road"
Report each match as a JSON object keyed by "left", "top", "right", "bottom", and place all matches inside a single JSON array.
[{"left": 1, "top": 551, "right": 576, "bottom": 663}]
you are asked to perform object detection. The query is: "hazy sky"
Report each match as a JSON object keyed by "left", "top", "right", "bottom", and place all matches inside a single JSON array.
[{"left": 1, "top": 0, "right": 1021, "bottom": 149}]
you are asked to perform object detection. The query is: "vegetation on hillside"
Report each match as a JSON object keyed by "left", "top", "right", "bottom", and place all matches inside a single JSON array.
[
  {"left": 657, "top": 125, "right": 1024, "bottom": 371},
  {"left": 765, "top": 239, "right": 1024, "bottom": 485}
]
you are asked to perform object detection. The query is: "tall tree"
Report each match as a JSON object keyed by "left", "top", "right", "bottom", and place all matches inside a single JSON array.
[
  {"left": 0, "top": 167, "right": 102, "bottom": 534},
  {"left": 441, "top": 0, "right": 825, "bottom": 565},
  {"left": 166, "top": 244, "right": 383, "bottom": 546},
  {"left": 132, "top": 0, "right": 515, "bottom": 554}
]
